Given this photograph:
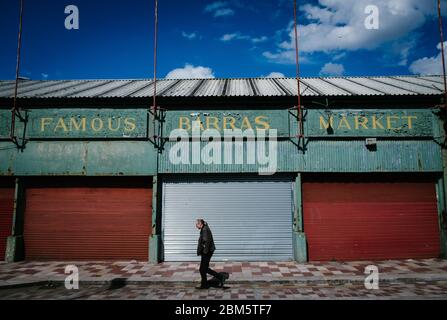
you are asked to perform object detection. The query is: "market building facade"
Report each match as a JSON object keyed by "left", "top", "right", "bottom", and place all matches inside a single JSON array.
[{"left": 0, "top": 75, "right": 446, "bottom": 263}]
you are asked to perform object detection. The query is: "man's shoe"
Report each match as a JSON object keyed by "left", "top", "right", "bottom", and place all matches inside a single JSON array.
[
  {"left": 196, "top": 284, "right": 209, "bottom": 290},
  {"left": 218, "top": 272, "right": 229, "bottom": 287}
]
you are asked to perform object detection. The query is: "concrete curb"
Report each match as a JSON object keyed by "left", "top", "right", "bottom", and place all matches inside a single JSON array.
[
  {"left": 0, "top": 280, "right": 49, "bottom": 290},
  {"left": 1, "top": 273, "right": 447, "bottom": 289}
]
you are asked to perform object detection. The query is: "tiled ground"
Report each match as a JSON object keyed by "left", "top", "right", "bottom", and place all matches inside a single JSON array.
[
  {"left": 1, "top": 281, "right": 447, "bottom": 300},
  {"left": 1, "top": 258, "right": 447, "bottom": 286}
]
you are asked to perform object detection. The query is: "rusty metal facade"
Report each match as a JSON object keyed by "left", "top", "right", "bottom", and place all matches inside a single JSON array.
[{"left": 0, "top": 75, "right": 446, "bottom": 262}]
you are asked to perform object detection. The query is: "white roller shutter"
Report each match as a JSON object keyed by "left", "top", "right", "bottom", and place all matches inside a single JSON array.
[{"left": 162, "top": 176, "right": 293, "bottom": 261}]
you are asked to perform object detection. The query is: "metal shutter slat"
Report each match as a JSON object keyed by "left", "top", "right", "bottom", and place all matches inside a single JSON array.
[{"left": 162, "top": 177, "right": 293, "bottom": 261}]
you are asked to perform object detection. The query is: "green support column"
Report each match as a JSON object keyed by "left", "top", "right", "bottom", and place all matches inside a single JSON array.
[
  {"left": 435, "top": 109, "right": 447, "bottom": 258},
  {"left": 436, "top": 178, "right": 447, "bottom": 258},
  {"left": 293, "top": 173, "right": 308, "bottom": 263},
  {"left": 5, "top": 178, "right": 25, "bottom": 262},
  {"left": 149, "top": 175, "right": 160, "bottom": 263}
]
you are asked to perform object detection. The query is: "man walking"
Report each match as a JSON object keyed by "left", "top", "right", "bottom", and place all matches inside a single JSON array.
[{"left": 195, "top": 218, "right": 228, "bottom": 289}]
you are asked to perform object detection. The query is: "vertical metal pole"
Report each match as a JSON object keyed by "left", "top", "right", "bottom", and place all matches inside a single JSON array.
[
  {"left": 439, "top": 0, "right": 447, "bottom": 107},
  {"left": 438, "top": 0, "right": 447, "bottom": 258},
  {"left": 151, "top": 0, "right": 159, "bottom": 143},
  {"left": 153, "top": 0, "right": 158, "bottom": 110},
  {"left": 437, "top": 177, "right": 447, "bottom": 258},
  {"left": 6, "top": 178, "right": 25, "bottom": 262},
  {"left": 149, "top": 175, "right": 160, "bottom": 263},
  {"left": 294, "top": 173, "right": 303, "bottom": 232},
  {"left": 293, "top": 0, "right": 303, "bottom": 138},
  {"left": 10, "top": 0, "right": 24, "bottom": 140}
]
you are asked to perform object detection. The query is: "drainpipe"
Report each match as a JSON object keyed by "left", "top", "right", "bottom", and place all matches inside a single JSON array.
[
  {"left": 5, "top": 178, "right": 25, "bottom": 262},
  {"left": 438, "top": 0, "right": 447, "bottom": 258},
  {"left": 149, "top": 175, "right": 160, "bottom": 263},
  {"left": 293, "top": 173, "right": 307, "bottom": 262}
]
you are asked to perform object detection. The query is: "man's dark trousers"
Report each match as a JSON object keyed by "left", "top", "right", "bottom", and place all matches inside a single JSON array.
[{"left": 200, "top": 252, "right": 221, "bottom": 287}]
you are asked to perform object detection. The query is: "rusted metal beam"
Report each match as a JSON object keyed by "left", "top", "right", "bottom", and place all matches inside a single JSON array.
[{"left": 10, "top": 0, "right": 24, "bottom": 141}]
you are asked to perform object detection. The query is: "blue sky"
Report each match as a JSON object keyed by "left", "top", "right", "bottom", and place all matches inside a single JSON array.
[{"left": 0, "top": 0, "right": 446, "bottom": 80}]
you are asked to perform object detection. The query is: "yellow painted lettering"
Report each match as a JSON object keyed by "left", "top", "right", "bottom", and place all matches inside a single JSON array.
[
  {"left": 91, "top": 118, "right": 104, "bottom": 131},
  {"left": 206, "top": 117, "right": 219, "bottom": 130},
  {"left": 386, "top": 116, "right": 401, "bottom": 130},
  {"left": 337, "top": 116, "right": 351, "bottom": 130},
  {"left": 40, "top": 117, "right": 53, "bottom": 132},
  {"left": 179, "top": 117, "right": 191, "bottom": 130},
  {"left": 195, "top": 116, "right": 205, "bottom": 131},
  {"left": 402, "top": 115, "right": 417, "bottom": 129},
  {"left": 124, "top": 118, "right": 136, "bottom": 131},
  {"left": 355, "top": 116, "right": 368, "bottom": 129},
  {"left": 108, "top": 118, "right": 121, "bottom": 131},
  {"left": 372, "top": 115, "right": 385, "bottom": 129},
  {"left": 69, "top": 117, "right": 86, "bottom": 131},
  {"left": 255, "top": 116, "right": 270, "bottom": 129},
  {"left": 223, "top": 117, "right": 236, "bottom": 129},
  {"left": 54, "top": 118, "right": 68, "bottom": 132},
  {"left": 319, "top": 116, "right": 333, "bottom": 129},
  {"left": 240, "top": 117, "right": 252, "bottom": 130}
]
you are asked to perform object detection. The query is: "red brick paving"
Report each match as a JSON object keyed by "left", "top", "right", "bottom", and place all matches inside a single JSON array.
[{"left": 0, "top": 258, "right": 446, "bottom": 287}]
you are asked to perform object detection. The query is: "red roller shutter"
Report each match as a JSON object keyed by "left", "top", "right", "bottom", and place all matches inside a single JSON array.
[
  {"left": 0, "top": 188, "right": 14, "bottom": 261},
  {"left": 303, "top": 180, "right": 440, "bottom": 261},
  {"left": 24, "top": 185, "right": 152, "bottom": 260}
]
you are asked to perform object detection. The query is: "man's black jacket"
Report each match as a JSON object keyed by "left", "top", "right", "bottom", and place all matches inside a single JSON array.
[{"left": 197, "top": 223, "right": 216, "bottom": 256}]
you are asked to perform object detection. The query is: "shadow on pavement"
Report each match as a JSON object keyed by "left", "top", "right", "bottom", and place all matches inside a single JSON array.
[{"left": 107, "top": 278, "right": 128, "bottom": 290}]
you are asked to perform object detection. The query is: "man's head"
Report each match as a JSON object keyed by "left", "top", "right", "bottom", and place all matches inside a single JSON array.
[{"left": 195, "top": 219, "right": 205, "bottom": 230}]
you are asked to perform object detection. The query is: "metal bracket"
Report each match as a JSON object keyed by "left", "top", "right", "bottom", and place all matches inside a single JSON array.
[
  {"left": 148, "top": 106, "right": 167, "bottom": 152},
  {"left": 432, "top": 104, "right": 447, "bottom": 148},
  {"left": 11, "top": 109, "right": 29, "bottom": 151},
  {"left": 288, "top": 106, "right": 307, "bottom": 153}
]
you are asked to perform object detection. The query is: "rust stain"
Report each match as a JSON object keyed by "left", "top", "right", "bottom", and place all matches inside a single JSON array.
[{"left": 417, "top": 153, "right": 423, "bottom": 171}]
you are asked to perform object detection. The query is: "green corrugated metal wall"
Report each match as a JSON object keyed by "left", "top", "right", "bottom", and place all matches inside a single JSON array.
[{"left": 0, "top": 107, "right": 443, "bottom": 175}]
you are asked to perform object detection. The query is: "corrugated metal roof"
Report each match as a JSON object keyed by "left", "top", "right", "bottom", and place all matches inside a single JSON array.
[{"left": 0, "top": 75, "right": 444, "bottom": 99}]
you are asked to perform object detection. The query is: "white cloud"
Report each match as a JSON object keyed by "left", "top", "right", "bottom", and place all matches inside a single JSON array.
[
  {"left": 220, "top": 32, "right": 267, "bottom": 44},
  {"left": 332, "top": 52, "right": 347, "bottom": 61},
  {"left": 204, "top": 1, "right": 234, "bottom": 17},
  {"left": 265, "top": 72, "right": 285, "bottom": 78},
  {"left": 220, "top": 32, "right": 255, "bottom": 42},
  {"left": 165, "top": 64, "right": 215, "bottom": 79},
  {"left": 319, "top": 63, "right": 345, "bottom": 76},
  {"left": 262, "top": 50, "right": 310, "bottom": 65},
  {"left": 204, "top": 1, "right": 227, "bottom": 12},
  {"left": 396, "top": 40, "right": 417, "bottom": 66},
  {"left": 410, "top": 41, "right": 447, "bottom": 75},
  {"left": 220, "top": 32, "right": 247, "bottom": 41},
  {"left": 214, "top": 8, "right": 234, "bottom": 17},
  {"left": 263, "top": 51, "right": 296, "bottom": 65},
  {"left": 220, "top": 33, "right": 237, "bottom": 41},
  {"left": 182, "top": 31, "right": 197, "bottom": 40},
  {"left": 251, "top": 36, "right": 268, "bottom": 43},
  {"left": 264, "top": 0, "right": 446, "bottom": 64},
  {"left": 41, "top": 73, "right": 49, "bottom": 80}
]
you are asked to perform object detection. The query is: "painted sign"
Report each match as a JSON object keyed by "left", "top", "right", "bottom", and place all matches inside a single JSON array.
[
  {"left": 14, "top": 109, "right": 148, "bottom": 138},
  {"left": 164, "top": 110, "right": 289, "bottom": 137},
  {"left": 302, "top": 109, "right": 434, "bottom": 137},
  {"left": 167, "top": 109, "right": 435, "bottom": 139},
  {"left": 0, "top": 108, "right": 436, "bottom": 139}
]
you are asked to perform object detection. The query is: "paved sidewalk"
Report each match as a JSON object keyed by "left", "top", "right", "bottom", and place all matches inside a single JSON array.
[
  {"left": 1, "top": 281, "right": 447, "bottom": 300},
  {"left": 1, "top": 258, "right": 447, "bottom": 288}
]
